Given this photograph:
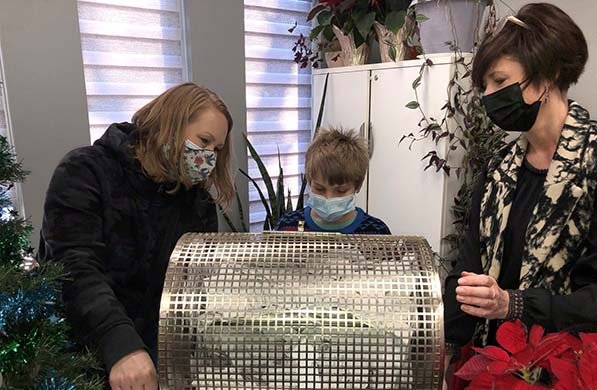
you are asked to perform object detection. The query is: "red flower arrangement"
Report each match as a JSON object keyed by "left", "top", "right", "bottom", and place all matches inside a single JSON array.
[{"left": 455, "top": 320, "right": 597, "bottom": 389}]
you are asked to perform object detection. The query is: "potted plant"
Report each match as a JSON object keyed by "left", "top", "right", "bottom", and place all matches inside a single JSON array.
[
  {"left": 292, "top": 0, "right": 378, "bottom": 67},
  {"left": 455, "top": 320, "right": 597, "bottom": 388},
  {"left": 371, "top": 0, "right": 418, "bottom": 62},
  {"left": 411, "top": 0, "right": 489, "bottom": 54}
]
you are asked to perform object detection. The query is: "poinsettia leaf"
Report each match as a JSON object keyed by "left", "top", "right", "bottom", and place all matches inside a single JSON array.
[
  {"left": 488, "top": 360, "right": 509, "bottom": 376},
  {"left": 473, "top": 346, "right": 510, "bottom": 362},
  {"left": 317, "top": 10, "right": 333, "bottom": 25},
  {"left": 580, "top": 332, "right": 597, "bottom": 348},
  {"left": 529, "top": 324, "right": 544, "bottom": 347},
  {"left": 385, "top": 10, "right": 406, "bottom": 34},
  {"left": 530, "top": 333, "right": 574, "bottom": 367},
  {"left": 355, "top": 12, "right": 375, "bottom": 43},
  {"left": 495, "top": 375, "right": 535, "bottom": 390},
  {"left": 549, "top": 356, "right": 578, "bottom": 390},
  {"left": 497, "top": 320, "right": 528, "bottom": 354},
  {"left": 579, "top": 347, "right": 597, "bottom": 388},
  {"left": 307, "top": 4, "right": 326, "bottom": 22},
  {"left": 468, "top": 370, "right": 494, "bottom": 389},
  {"left": 309, "top": 24, "right": 326, "bottom": 40},
  {"left": 323, "top": 25, "right": 335, "bottom": 41},
  {"left": 454, "top": 354, "right": 492, "bottom": 381}
]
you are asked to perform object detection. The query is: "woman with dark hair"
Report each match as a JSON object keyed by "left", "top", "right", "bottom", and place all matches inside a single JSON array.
[
  {"left": 443, "top": 2, "right": 597, "bottom": 387},
  {"left": 38, "top": 83, "right": 235, "bottom": 389}
]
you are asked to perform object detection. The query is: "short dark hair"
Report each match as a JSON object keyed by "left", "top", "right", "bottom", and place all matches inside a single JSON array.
[
  {"left": 472, "top": 3, "right": 588, "bottom": 92},
  {"left": 305, "top": 128, "right": 369, "bottom": 189}
]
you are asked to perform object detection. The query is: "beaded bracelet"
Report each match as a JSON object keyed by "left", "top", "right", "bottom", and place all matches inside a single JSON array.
[{"left": 506, "top": 289, "right": 524, "bottom": 320}]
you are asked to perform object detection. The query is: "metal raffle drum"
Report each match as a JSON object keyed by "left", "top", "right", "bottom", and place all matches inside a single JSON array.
[{"left": 158, "top": 232, "right": 444, "bottom": 389}]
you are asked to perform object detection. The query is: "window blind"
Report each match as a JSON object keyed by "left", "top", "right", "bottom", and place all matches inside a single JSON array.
[
  {"left": 77, "top": 0, "right": 188, "bottom": 142},
  {"left": 244, "top": 0, "right": 312, "bottom": 230}
]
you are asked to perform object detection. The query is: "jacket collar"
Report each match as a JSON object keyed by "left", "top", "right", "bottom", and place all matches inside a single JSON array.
[{"left": 481, "top": 101, "right": 595, "bottom": 286}]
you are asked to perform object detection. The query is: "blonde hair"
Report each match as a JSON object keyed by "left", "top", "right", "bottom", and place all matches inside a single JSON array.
[
  {"left": 132, "top": 82, "right": 234, "bottom": 205},
  {"left": 305, "top": 128, "right": 369, "bottom": 189}
]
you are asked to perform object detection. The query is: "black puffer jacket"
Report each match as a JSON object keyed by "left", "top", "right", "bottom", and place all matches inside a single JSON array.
[{"left": 38, "top": 123, "right": 218, "bottom": 372}]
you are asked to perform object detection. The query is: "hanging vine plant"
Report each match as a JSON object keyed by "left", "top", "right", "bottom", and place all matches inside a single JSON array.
[{"left": 399, "top": 1, "right": 509, "bottom": 260}]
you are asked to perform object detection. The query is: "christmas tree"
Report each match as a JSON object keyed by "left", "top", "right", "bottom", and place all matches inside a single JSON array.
[{"left": 0, "top": 135, "right": 103, "bottom": 389}]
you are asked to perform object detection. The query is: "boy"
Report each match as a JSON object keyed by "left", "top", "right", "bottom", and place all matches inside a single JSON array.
[{"left": 277, "top": 128, "right": 390, "bottom": 234}]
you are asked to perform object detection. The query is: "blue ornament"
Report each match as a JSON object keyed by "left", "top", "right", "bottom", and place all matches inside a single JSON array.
[
  {"left": 0, "top": 285, "right": 57, "bottom": 333},
  {"left": 38, "top": 372, "right": 78, "bottom": 390}
]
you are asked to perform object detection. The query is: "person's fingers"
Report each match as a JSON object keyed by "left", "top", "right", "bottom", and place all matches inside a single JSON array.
[
  {"left": 455, "top": 286, "right": 496, "bottom": 299},
  {"left": 460, "top": 303, "right": 490, "bottom": 318},
  {"left": 458, "top": 274, "right": 495, "bottom": 287},
  {"left": 456, "top": 294, "right": 495, "bottom": 309}
]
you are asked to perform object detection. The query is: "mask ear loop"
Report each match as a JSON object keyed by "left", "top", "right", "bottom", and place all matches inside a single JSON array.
[{"left": 520, "top": 79, "right": 549, "bottom": 104}]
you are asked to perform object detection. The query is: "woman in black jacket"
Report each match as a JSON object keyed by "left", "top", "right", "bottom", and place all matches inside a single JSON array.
[
  {"left": 443, "top": 3, "right": 597, "bottom": 388},
  {"left": 38, "top": 83, "right": 235, "bottom": 389}
]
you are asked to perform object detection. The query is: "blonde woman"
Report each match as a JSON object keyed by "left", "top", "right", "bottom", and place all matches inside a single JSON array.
[{"left": 38, "top": 83, "right": 235, "bottom": 389}]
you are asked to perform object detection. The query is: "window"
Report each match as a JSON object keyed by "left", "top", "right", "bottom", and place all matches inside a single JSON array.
[
  {"left": 244, "top": 0, "right": 312, "bottom": 230},
  {"left": 77, "top": 0, "right": 188, "bottom": 142},
  {"left": 0, "top": 47, "right": 24, "bottom": 218}
]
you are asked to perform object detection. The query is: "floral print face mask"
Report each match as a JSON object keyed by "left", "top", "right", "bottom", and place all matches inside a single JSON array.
[{"left": 182, "top": 139, "right": 217, "bottom": 184}]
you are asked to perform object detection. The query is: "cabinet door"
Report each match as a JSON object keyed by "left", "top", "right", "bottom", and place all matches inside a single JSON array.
[
  {"left": 312, "top": 70, "right": 370, "bottom": 210},
  {"left": 368, "top": 64, "right": 454, "bottom": 254}
]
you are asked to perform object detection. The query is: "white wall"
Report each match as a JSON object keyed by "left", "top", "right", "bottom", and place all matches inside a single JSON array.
[
  {"left": 0, "top": 0, "right": 90, "bottom": 247},
  {"left": 185, "top": 1, "right": 249, "bottom": 231},
  {"left": 496, "top": 0, "right": 597, "bottom": 114}
]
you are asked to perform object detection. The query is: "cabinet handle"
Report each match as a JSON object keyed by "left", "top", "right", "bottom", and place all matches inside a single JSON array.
[{"left": 368, "top": 123, "right": 374, "bottom": 159}]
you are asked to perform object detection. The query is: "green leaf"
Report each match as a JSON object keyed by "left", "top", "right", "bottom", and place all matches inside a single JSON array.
[
  {"left": 317, "top": 10, "right": 333, "bottom": 26},
  {"left": 355, "top": 12, "right": 375, "bottom": 43},
  {"left": 385, "top": 10, "right": 406, "bottom": 34},
  {"left": 275, "top": 148, "right": 285, "bottom": 225},
  {"left": 406, "top": 101, "right": 420, "bottom": 109},
  {"left": 314, "top": 73, "right": 329, "bottom": 138},
  {"left": 218, "top": 205, "right": 239, "bottom": 232},
  {"left": 412, "top": 75, "right": 422, "bottom": 89},
  {"left": 239, "top": 167, "right": 274, "bottom": 229},
  {"left": 307, "top": 4, "right": 326, "bottom": 22},
  {"left": 243, "top": 133, "right": 278, "bottom": 221},
  {"left": 388, "top": 45, "right": 397, "bottom": 62},
  {"left": 286, "top": 188, "right": 293, "bottom": 213},
  {"left": 415, "top": 13, "right": 429, "bottom": 23},
  {"left": 309, "top": 24, "right": 326, "bottom": 40},
  {"left": 323, "top": 24, "right": 335, "bottom": 41},
  {"left": 296, "top": 174, "right": 307, "bottom": 210}
]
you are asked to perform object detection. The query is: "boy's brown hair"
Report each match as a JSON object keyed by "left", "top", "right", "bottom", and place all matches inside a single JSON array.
[{"left": 305, "top": 128, "right": 369, "bottom": 189}]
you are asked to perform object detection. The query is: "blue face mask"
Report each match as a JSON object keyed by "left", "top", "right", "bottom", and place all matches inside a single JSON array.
[{"left": 306, "top": 192, "right": 356, "bottom": 222}]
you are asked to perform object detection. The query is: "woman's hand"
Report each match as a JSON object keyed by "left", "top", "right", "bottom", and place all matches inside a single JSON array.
[
  {"left": 455, "top": 271, "right": 510, "bottom": 320},
  {"left": 109, "top": 349, "right": 158, "bottom": 390}
]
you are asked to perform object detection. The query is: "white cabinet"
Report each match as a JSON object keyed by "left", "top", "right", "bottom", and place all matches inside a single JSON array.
[
  {"left": 312, "top": 56, "right": 463, "bottom": 256},
  {"left": 312, "top": 71, "right": 370, "bottom": 210}
]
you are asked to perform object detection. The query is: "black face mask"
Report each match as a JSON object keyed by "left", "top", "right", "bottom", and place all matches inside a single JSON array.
[{"left": 482, "top": 82, "right": 545, "bottom": 132}]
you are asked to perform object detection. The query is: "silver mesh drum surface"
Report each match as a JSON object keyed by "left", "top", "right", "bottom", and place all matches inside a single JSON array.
[{"left": 159, "top": 233, "right": 444, "bottom": 389}]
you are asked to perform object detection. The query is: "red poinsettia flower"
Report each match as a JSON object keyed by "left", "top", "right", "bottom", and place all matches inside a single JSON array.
[
  {"left": 495, "top": 320, "right": 571, "bottom": 372},
  {"left": 455, "top": 320, "right": 589, "bottom": 389},
  {"left": 547, "top": 335, "right": 597, "bottom": 389}
]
